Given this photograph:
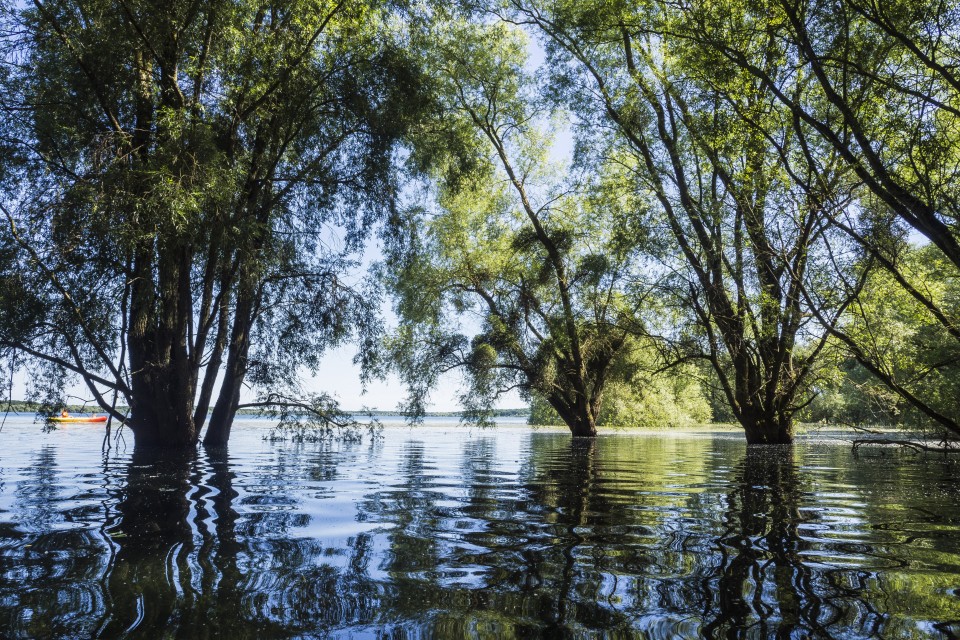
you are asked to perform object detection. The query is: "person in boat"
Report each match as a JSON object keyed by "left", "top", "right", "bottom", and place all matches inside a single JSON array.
[{"left": 60, "top": 409, "right": 69, "bottom": 418}]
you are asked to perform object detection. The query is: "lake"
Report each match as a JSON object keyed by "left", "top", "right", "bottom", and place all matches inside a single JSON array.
[{"left": 1, "top": 416, "right": 959, "bottom": 638}]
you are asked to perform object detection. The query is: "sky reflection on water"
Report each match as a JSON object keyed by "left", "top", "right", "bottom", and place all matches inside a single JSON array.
[{"left": 1, "top": 418, "right": 959, "bottom": 638}]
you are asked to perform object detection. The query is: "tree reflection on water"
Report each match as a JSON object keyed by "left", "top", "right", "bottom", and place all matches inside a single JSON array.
[
  {"left": 1, "top": 430, "right": 959, "bottom": 638},
  {"left": 96, "top": 447, "right": 289, "bottom": 638},
  {"left": 701, "top": 446, "right": 872, "bottom": 638}
]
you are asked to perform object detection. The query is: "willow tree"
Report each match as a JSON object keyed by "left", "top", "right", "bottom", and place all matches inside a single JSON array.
[
  {"left": 812, "top": 244, "right": 960, "bottom": 435},
  {"left": 665, "top": 0, "right": 960, "bottom": 437},
  {"left": 384, "top": 22, "right": 651, "bottom": 437},
  {"left": 676, "top": 0, "right": 960, "bottom": 268},
  {"left": 0, "top": 0, "right": 427, "bottom": 446},
  {"left": 504, "top": 0, "right": 862, "bottom": 443}
]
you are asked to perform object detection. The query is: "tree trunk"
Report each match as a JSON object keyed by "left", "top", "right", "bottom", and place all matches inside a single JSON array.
[
  {"left": 740, "top": 408, "right": 794, "bottom": 445},
  {"left": 548, "top": 393, "right": 599, "bottom": 438},
  {"left": 203, "top": 366, "right": 242, "bottom": 447},
  {"left": 569, "top": 416, "right": 598, "bottom": 438},
  {"left": 126, "top": 328, "right": 197, "bottom": 447},
  {"left": 127, "top": 387, "right": 198, "bottom": 447},
  {"left": 203, "top": 293, "right": 255, "bottom": 446},
  {"left": 193, "top": 293, "right": 231, "bottom": 432},
  {"left": 126, "top": 247, "right": 198, "bottom": 448}
]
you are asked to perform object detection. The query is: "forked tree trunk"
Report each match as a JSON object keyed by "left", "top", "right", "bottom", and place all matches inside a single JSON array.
[
  {"left": 122, "top": 49, "right": 200, "bottom": 449},
  {"left": 739, "top": 407, "right": 794, "bottom": 445},
  {"left": 548, "top": 393, "right": 600, "bottom": 438}
]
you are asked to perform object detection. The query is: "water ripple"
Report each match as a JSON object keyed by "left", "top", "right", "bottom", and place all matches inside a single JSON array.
[{"left": 0, "top": 421, "right": 957, "bottom": 637}]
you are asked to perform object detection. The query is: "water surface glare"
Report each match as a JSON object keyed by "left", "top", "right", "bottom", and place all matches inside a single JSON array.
[{"left": 1, "top": 418, "right": 959, "bottom": 638}]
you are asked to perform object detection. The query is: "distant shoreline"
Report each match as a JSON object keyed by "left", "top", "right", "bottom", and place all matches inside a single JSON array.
[
  {"left": 0, "top": 401, "right": 531, "bottom": 419},
  {"left": 343, "top": 409, "right": 530, "bottom": 418}
]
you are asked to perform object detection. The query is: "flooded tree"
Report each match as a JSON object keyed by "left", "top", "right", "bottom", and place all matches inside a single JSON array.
[
  {"left": 667, "top": 0, "right": 960, "bottom": 439},
  {"left": 501, "top": 0, "right": 862, "bottom": 443},
  {"left": 383, "top": 22, "right": 654, "bottom": 437},
  {"left": 0, "top": 0, "right": 428, "bottom": 447}
]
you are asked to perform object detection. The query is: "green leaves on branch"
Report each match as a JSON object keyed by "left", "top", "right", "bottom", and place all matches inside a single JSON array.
[
  {"left": 0, "top": 0, "right": 436, "bottom": 445},
  {"left": 383, "top": 18, "right": 658, "bottom": 435}
]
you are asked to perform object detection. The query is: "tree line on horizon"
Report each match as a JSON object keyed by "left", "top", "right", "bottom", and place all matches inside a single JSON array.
[{"left": 0, "top": 0, "right": 957, "bottom": 448}]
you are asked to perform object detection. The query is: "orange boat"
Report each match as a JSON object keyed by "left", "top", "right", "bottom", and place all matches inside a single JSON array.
[{"left": 48, "top": 416, "right": 108, "bottom": 423}]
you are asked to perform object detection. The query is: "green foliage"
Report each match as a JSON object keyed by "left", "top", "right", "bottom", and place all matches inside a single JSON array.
[
  {"left": 803, "top": 243, "right": 960, "bottom": 431},
  {"left": 380, "top": 17, "right": 657, "bottom": 434},
  {"left": 600, "top": 369, "right": 712, "bottom": 429},
  {"left": 0, "top": 0, "right": 436, "bottom": 443},
  {"left": 528, "top": 335, "right": 712, "bottom": 428}
]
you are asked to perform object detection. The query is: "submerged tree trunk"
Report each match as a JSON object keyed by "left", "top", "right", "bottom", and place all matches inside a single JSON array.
[
  {"left": 548, "top": 392, "right": 600, "bottom": 438},
  {"left": 121, "top": 48, "right": 199, "bottom": 449},
  {"left": 127, "top": 387, "right": 198, "bottom": 447},
  {"left": 203, "top": 364, "right": 243, "bottom": 447},
  {"left": 725, "top": 350, "right": 796, "bottom": 445},
  {"left": 739, "top": 408, "right": 794, "bottom": 445},
  {"left": 569, "top": 417, "right": 598, "bottom": 438},
  {"left": 204, "top": 286, "right": 256, "bottom": 447}
]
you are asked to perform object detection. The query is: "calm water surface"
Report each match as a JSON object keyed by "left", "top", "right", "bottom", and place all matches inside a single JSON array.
[{"left": 1, "top": 417, "right": 959, "bottom": 638}]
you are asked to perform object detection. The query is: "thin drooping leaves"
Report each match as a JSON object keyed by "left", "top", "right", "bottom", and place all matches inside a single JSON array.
[
  {"left": 383, "top": 20, "right": 654, "bottom": 437},
  {"left": 0, "top": 0, "right": 431, "bottom": 446}
]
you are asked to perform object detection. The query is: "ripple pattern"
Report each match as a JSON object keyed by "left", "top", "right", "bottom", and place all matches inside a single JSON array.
[{"left": 0, "top": 420, "right": 958, "bottom": 638}]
